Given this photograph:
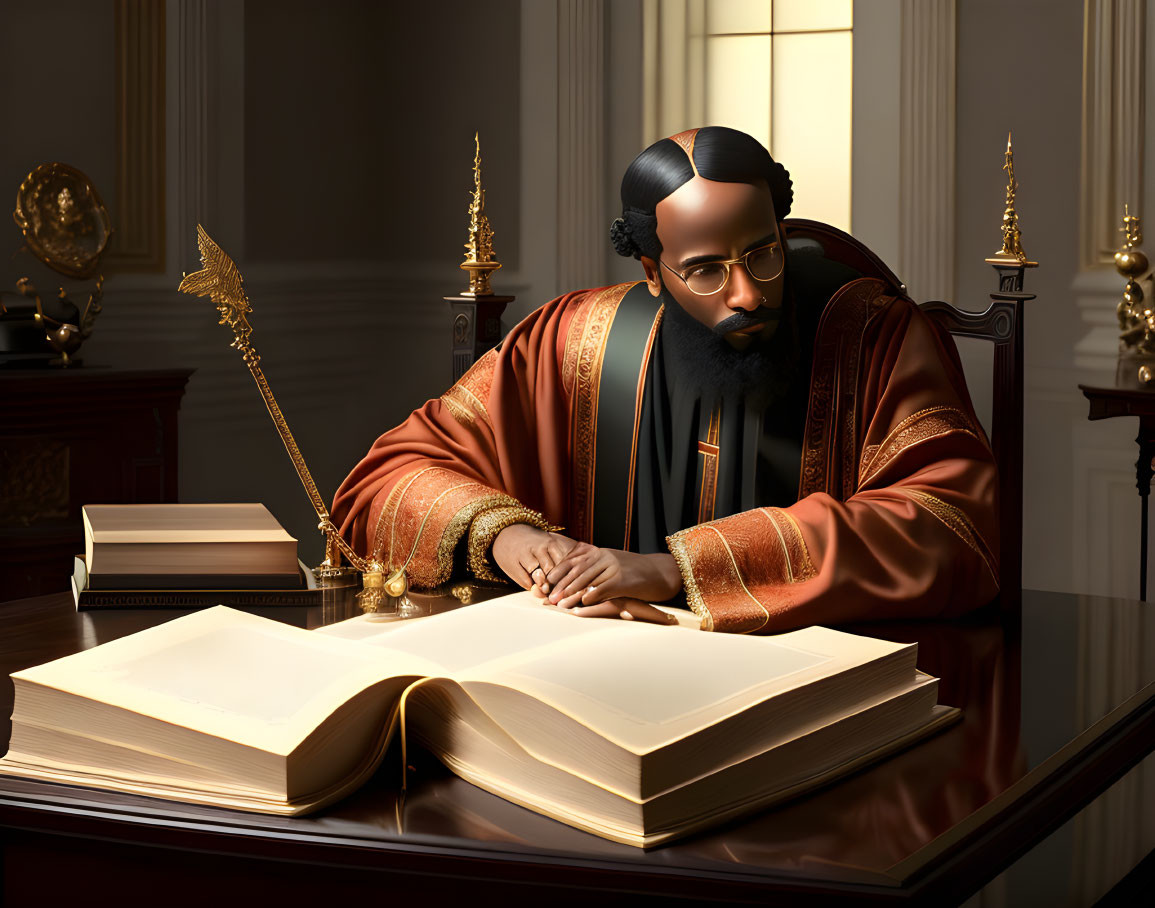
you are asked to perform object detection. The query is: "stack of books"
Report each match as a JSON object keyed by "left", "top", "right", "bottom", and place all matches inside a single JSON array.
[{"left": 74, "top": 503, "right": 319, "bottom": 608}]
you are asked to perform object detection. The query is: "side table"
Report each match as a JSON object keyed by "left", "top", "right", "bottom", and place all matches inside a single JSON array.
[
  {"left": 0, "top": 367, "right": 193, "bottom": 601},
  {"left": 1079, "top": 384, "right": 1155, "bottom": 599}
]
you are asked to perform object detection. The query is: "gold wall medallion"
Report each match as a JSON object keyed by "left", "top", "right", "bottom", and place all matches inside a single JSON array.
[
  {"left": 6, "top": 163, "right": 112, "bottom": 366},
  {"left": 14, "top": 163, "right": 112, "bottom": 280}
]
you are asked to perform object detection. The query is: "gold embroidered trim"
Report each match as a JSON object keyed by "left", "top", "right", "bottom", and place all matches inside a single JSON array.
[
  {"left": 623, "top": 305, "right": 664, "bottom": 550},
  {"left": 442, "top": 348, "right": 497, "bottom": 427},
  {"left": 904, "top": 489, "right": 999, "bottom": 585},
  {"left": 800, "top": 280, "right": 889, "bottom": 500},
  {"left": 562, "top": 291, "right": 597, "bottom": 394},
  {"left": 437, "top": 493, "right": 521, "bottom": 583},
  {"left": 467, "top": 504, "right": 552, "bottom": 582},
  {"left": 570, "top": 284, "right": 632, "bottom": 542},
  {"left": 760, "top": 508, "right": 817, "bottom": 584},
  {"left": 402, "top": 481, "right": 474, "bottom": 585},
  {"left": 442, "top": 385, "right": 486, "bottom": 426},
  {"left": 858, "top": 406, "right": 985, "bottom": 489},
  {"left": 370, "top": 467, "right": 525, "bottom": 587},
  {"left": 698, "top": 405, "right": 721, "bottom": 524},
  {"left": 779, "top": 511, "right": 817, "bottom": 581},
  {"left": 705, "top": 526, "right": 770, "bottom": 634},
  {"left": 370, "top": 467, "right": 435, "bottom": 564},
  {"left": 666, "top": 532, "right": 713, "bottom": 631}
]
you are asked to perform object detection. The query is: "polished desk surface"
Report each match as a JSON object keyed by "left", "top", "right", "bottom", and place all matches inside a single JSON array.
[{"left": 0, "top": 588, "right": 1153, "bottom": 907}]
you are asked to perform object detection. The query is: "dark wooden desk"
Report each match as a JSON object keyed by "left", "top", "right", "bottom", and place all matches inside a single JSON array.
[{"left": 1, "top": 589, "right": 1153, "bottom": 907}]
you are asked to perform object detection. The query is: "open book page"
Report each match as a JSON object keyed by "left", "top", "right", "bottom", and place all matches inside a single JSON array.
[
  {"left": 322, "top": 593, "right": 611, "bottom": 671},
  {"left": 317, "top": 598, "right": 702, "bottom": 641},
  {"left": 13, "top": 606, "right": 442, "bottom": 755},
  {"left": 325, "top": 593, "right": 914, "bottom": 752}
]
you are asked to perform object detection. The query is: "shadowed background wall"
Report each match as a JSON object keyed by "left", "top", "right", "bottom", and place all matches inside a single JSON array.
[{"left": 0, "top": 0, "right": 1150, "bottom": 599}]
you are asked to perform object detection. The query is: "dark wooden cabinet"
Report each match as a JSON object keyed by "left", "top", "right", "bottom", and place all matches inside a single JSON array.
[{"left": 0, "top": 367, "right": 192, "bottom": 601}]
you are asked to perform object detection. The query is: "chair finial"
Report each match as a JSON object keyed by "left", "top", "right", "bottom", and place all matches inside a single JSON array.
[{"left": 985, "top": 131, "right": 1038, "bottom": 292}]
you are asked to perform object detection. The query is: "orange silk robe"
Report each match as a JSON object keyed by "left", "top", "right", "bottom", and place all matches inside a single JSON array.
[{"left": 332, "top": 278, "right": 999, "bottom": 633}]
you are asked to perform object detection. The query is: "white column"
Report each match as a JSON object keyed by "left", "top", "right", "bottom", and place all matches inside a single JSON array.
[
  {"left": 556, "top": 0, "right": 607, "bottom": 290},
  {"left": 1074, "top": 0, "right": 1147, "bottom": 371},
  {"left": 898, "top": 0, "right": 956, "bottom": 303},
  {"left": 174, "top": 0, "right": 209, "bottom": 277}
]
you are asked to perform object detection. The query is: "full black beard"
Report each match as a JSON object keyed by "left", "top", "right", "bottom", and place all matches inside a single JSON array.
[{"left": 658, "top": 284, "right": 799, "bottom": 408}]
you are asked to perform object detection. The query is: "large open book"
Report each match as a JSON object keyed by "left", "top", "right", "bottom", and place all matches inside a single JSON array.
[{"left": 0, "top": 593, "right": 955, "bottom": 847}]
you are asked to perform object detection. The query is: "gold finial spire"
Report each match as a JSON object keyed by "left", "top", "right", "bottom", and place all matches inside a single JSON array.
[
  {"left": 460, "top": 132, "right": 502, "bottom": 296},
  {"left": 997, "top": 132, "right": 1025, "bottom": 261},
  {"left": 986, "top": 132, "right": 1037, "bottom": 269}
]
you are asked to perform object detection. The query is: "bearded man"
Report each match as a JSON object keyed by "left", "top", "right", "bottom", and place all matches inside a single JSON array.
[{"left": 332, "top": 126, "right": 999, "bottom": 632}]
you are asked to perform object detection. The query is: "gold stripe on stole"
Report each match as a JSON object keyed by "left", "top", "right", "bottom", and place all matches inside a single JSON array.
[{"left": 697, "top": 405, "right": 721, "bottom": 524}]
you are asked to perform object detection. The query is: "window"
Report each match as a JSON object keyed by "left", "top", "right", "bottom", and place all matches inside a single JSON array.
[{"left": 643, "top": 0, "right": 852, "bottom": 231}]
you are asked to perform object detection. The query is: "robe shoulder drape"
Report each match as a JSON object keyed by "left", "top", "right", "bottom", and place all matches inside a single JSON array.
[{"left": 332, "top": 278, "right": 998, "bottom": 631}]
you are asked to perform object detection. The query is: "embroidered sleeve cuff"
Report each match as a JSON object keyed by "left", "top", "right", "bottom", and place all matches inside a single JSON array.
[
  {"left": 666, "top": 530, "right": 714, "bottom": 631},
  {"left": 467, "top": 505, "right": 552, "bottom": 583}
]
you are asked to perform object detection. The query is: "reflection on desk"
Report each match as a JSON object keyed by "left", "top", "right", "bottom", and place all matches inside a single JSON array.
[{"left": 0, "top": 588, "right": 1152, "bottom": 906}]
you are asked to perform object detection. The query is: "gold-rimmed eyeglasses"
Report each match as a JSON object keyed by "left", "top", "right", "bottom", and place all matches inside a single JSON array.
[{"left": 660, "top": 241, "right": 785, "bottom": 296}]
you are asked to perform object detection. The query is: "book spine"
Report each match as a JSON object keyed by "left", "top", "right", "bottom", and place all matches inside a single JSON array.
[{"left": 76, "top": 590, "right": 324, "bottom": 609}]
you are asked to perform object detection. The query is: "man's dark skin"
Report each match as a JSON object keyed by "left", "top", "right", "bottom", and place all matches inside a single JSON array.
[{"left": 492, "top": 177, "right": 786, "bottom": 622}]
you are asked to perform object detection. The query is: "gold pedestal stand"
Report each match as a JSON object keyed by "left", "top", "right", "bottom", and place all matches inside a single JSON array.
[{"left": 445, "top": 134, "right": 513, "bottom": 380}]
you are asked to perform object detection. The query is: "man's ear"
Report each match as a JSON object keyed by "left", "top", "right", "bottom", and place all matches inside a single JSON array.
[{"left": 640, "top": 256, "right": 662, "bottom": 298}]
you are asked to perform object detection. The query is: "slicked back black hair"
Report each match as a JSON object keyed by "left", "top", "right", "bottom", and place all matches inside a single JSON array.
[{"left": 610, "top": 126, "right": 793, "bottom": 261}]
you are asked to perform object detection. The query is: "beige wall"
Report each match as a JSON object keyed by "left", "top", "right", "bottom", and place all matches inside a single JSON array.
[
  {"left": 0, "top": 0, "right": 118, "bottom": 301},
  {"left": 954, "top": 0, "right": 1087, "bottom": 594}
]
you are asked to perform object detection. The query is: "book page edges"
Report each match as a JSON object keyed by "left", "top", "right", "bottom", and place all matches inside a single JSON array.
[
  {"left": 424, "top": 673, "right": 939, "bottom": 804},
  {"left": 89, "top": 530, "right": 297, "bottom": 544},
  {"left": 443, "top": 704, "right": 961, "bottom": 848},
  {"left": 0, "top": 698, "right": 407, "bottom": 818}
]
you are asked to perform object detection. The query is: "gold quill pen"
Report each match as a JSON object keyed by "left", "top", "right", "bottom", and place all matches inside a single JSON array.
[{"left": 178, "top": 226, "right": 408, "bottom": 614}]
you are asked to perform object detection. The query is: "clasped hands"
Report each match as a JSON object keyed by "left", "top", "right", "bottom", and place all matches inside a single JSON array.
[{"left": 491, "top": 524, "right": 683, "bottom": 624}]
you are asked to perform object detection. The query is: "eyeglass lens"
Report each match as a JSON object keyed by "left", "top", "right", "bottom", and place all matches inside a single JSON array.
[{"left": 683, "top": 244, "right": 783, "bottom": 295}]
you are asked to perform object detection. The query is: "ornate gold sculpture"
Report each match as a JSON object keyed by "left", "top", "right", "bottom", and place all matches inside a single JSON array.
[
  {"left": 178, "top": 226, "right": 414, "bottom": 615},
  {"left": 3, "top": 163, "right": 112, "bottom": 366},
  {"left": 986, "top": 133, "right": 1036, "bottom": 267},
  {"left": 459, "top": 133, "right": 502, "bottom": 296}
]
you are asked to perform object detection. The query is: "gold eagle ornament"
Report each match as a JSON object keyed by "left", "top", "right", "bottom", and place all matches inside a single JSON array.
[
  {"left": 177, "top": 225, "right": 414, "bottom": 616},
  {"left": 178, "top": 225, "right": 254, "bottom": 350}
]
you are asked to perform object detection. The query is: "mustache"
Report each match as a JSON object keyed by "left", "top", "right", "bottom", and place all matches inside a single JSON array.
[{"left": 712, "top": 305, "right": 781, "bottom": 336}]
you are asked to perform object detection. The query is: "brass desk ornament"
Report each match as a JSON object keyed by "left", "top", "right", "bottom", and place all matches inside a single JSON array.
[
  {"left": 177, "top": 226, "right": 415, "bottom": 617},
  {"left": 1, "top": 163, "right": 112, "bottom": 367},
  {"left": 1113, "top": 206, "right": 1155, "bottom": 388}
]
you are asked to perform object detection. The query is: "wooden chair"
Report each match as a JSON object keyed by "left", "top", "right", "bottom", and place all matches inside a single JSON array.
[{"left": 784, "top": 218, "right": 1030, "bottom": 602}]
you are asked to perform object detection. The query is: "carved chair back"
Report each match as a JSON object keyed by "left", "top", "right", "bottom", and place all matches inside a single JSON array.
[{"left": 783, "top": 218, "right": 1028, "bottom": 603}]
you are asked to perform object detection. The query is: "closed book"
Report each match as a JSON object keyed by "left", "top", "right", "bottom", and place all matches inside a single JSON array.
[
  {"left": 71, "top": 556, "right": 327, "bottom": 610},
  {"left": 82, "top": 503, "right": 300, "bottom": 590},
  {"left": 0, "top": 593, "right": 959, "bottom": 847}
]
